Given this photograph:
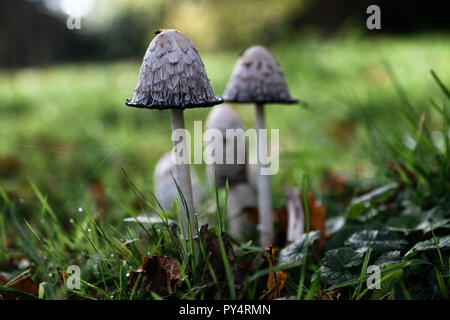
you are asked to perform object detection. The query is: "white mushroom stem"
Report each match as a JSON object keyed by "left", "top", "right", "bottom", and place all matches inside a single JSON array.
[
  {"left": 171, "top": 109, "right": 199, "bottom": 258},
  {"left": 255, "top": 103, "right": 274, "bottom": 247},
  {"left": 285, "top": 186, "right": 305, "bottom": 242},
  {"left": 227, "top": 183, "right": 256, "bottom": 240}
]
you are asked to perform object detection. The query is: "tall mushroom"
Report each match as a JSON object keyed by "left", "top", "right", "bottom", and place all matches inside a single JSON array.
[
  {"left": 126, "top": 29, "right": 222, "bottom": 251},
  {"left": 205, "top": 105, "right": 255, "bottom": 240},
  {"left": 223, "top": 45, "right": 297, "bottom": 247}
]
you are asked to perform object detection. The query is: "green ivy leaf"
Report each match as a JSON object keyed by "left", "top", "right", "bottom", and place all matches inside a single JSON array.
[
  {"left": 278, "top": 231, "right": 320, "bottom": 264},
  {"left": 345, "top": 229, "right": 407, "bottom": 253},
  {"left": 375, "top": 250, "right": 402, "bottom": 267},
  {"left": 319, "top": 247, "right": 364, "bottom": 287},
  {"left": 405, "top": 235, "right": 450, "bottom": 258}
]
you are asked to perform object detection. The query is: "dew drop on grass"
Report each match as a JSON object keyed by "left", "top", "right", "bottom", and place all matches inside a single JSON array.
[
  {"left": 69, "top": 218, "right": 74, "bottom": 224},
  {"left": 78, "top": 207, "right": 83, "bottom": 213},
  {"left": 87, "top": 228, "right": 91, "bottom": 232},
  {"left": 402, "top": 135, "right": 416, "bottom": 150}
]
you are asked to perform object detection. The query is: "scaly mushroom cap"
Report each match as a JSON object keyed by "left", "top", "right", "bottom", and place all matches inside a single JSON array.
[
  {"left": 205, "top": 105, "right": 247, "bottom": 187},
  {"left": 126, "top": 29, "right": 222, "bottom": 110},
  {"left": 223, "top": 45, "right": 297, "bottom": 104}
]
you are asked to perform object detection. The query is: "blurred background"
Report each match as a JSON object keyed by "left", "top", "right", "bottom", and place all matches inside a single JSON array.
[{"left": 0, "top": 0, "right": 449, "bottom": 221}]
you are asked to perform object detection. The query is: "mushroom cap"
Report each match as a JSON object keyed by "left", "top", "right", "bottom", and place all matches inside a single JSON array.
[
  {"left": 205, "top": 105, "right": 248, "bottom": 187},
  {"left": 223, "top": 45, "right": 298, "bottom": 104},
  {"left": 126, "top": 29, "right": 223, "bottom": 110},
  {"left": 205, "top": 104, "right": 244, "bottom": 134}
]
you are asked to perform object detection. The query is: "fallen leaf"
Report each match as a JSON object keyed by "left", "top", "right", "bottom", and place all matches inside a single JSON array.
[
  {"left": 2, "top": 274, "right": 38, "bottom": 300},
  {"left": 200, "top": 225, "right": 236, "bottom": 277},
  {"left": 10, "top": 275, "right": 38, "bottom": 294},
  {"left": 129, "top": 255, "right": 180, "bottom": 296},
  {"left": 200, "top": 225, "right": 248, "bottom": 299},
  {"left": 265, "top": 248, "right": 287, "bottom": 299}
]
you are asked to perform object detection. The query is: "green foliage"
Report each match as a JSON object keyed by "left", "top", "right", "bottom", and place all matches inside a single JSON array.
[
  {"left": 319, "top": 248, "right": 364, "bottom": 288},
  {"left": 345, "top": 229, "right": 408, "bottom": 254},
  {"left": 278, "top": 231, "right": 320, "bottom": 264},
  {"left": 0, "top": 34, "right": 449, "bottom": 300}
]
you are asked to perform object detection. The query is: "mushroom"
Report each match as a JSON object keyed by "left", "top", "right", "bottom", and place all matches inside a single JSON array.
[
  {"left": 205, "top": 105, "right": 255, "bottom": 240},
  {"left": 154, "top": 152, "right": 201, "bottom": 212},
  {"left": 126, "top": 29, "right": 222, "bottom": 251},
  {"left": 223, "top": 45, "right": 297, "bottom": 247},
  {"left": 123, "top": 152, "right": 201, "bottom": 232}
]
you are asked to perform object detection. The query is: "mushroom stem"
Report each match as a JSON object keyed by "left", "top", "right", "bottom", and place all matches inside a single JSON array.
[
  {"left": 227, "top": 183, "right": 255, "bottom": 240},
  {"left": 255, "top": 103, "right": 274, "bottom": 247},
  {"left": 171, "top": 109, "right": 199, "bottom": 258}
]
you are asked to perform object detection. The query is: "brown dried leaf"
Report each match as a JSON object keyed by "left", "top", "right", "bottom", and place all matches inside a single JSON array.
[
  {"left": 265, "top": 248, "right": 287, "bottom": 299},
  {"left": 200, "top": 224, "right": 235, "bottom": 279},
  {"left": 200, "top": 225, "right": 248, "bottom": 299},
  {"left": 129, "top": 255, "right": 180, "bottom": 296},
  {"left": 2, "top": 274, "right": 38, "bottom": 300}
]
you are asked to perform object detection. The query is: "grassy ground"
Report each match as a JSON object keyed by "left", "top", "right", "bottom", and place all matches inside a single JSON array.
[{"left": 0, "top": 33, "right": 449, "bottom": 300}]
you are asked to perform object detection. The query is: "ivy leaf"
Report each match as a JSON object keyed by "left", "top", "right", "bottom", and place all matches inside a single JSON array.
[
  {"left": 345, "top": 229, "right": 407, "bottom": 253},
  {"left": 278, "top": 231, "right": 320, "bottom": 264},
  {"left": 387, "top": 215, "right": 422, "bottom": 234},
  {"left": 319, "top": 247, "right": 364, "bottom": 287},
  {"left": 414, "top": 218, "right": 450, "bottom": 234},
  {"left": 405, "top": 235, "right": 450, "bottom": 258},
  {"left": 375, "top": 250, "right": 402, "bottom": 267}
]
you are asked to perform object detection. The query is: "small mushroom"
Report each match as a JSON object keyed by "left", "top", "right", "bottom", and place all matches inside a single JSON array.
[
  {"left": 126, "top": 29, "right": 223, "bottom": 252},
  {"left": 205, "top": 105, "right": 255, "bottom": 239},
  {"left": 154, "top": 152, "right": 201, "bottom": 212},
  {"left": 223, "top": 45, "right": 298, "bottom": 247}
]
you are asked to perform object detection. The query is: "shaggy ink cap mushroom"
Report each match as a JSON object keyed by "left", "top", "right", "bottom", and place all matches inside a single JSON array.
[
  {"left": 205, "top": 105, "right": 247, "bottom": 188},
  {"left": 125, "top": 29, "right": 222, "bottom": 257},
  {"left": 223, "top": 45, "right": 297, "bottom": 247},
  {"left": 154, "top": 152, "right": 201, "bottom": 211},
  {"left": 223, "top": 45, "right": 297, "bottom": 104},
  {"left": 126, "top": 29, "right": 223, "bottom": 109}
]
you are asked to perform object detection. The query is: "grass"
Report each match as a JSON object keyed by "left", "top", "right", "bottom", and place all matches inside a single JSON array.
[{"left": 0, "top": 33, "right": 450, "bottom": 300}]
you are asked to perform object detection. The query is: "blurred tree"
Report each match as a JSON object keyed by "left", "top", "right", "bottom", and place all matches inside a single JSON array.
[
  {"left": 0, "top": 0, "right": 98, "bottom": 68},
  {"left": 162, "top": 0, "right": 309, "bottom": 51}
]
